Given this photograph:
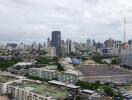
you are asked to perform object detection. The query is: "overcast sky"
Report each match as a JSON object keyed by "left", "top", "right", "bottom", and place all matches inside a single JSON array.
[{"left": 0, "top": 0, "right": 132, "bottom": 43}]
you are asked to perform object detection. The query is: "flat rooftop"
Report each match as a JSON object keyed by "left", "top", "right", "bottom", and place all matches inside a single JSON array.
[
  {"left": 14, "top": 62, "right": 33, "bottom": 66},
  {"left": 0, "top": 75, "right": 17, "bottom": 83},
  {"left": 49, "top": 80, "right": 80, "bottom": 89},
  {"left": 30, "top": 65, "right": 57, "bottom": 70},
  {"left": 10, "top": 80, "right": 68, "bottom": 99},
  {"left": 76, "top": 65, "right": 132, "bottom": 77},
  {"left": 30, "top": 66, "right": 79, "bottom": 75}
]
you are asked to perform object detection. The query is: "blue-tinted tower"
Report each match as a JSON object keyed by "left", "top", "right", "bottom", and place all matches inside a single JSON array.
[{"left": 51, "top": 31, "right": 61, "bottom": 57}]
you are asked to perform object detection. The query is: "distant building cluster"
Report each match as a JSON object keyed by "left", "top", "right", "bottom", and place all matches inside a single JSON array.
[{"left": 2, "top": 31, "right": 132, "bottom": 59}]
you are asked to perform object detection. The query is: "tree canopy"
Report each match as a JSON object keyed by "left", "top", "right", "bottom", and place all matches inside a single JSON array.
[{"left": 57, "top": 63, "right": 64, "bottom": 71}]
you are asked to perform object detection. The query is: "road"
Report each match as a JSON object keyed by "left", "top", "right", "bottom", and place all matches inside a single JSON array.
[
  {"left": 81, "top": 74, "right": 132, "bottom": 79},
  {"left": 113, "top": 65, "right": 132, "bottom": 74}
]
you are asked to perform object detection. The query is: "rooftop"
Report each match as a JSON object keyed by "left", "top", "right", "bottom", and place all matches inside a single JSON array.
[
  {"left": 10, "top": 80, "right": 68, "bottom": 99},
  {"left": 0, "top": 75, "right": 17, "bottom": 83},
  {"left": 31, "top": 65, "right": 57, "bottom": 70},
  {"left": 49, "top": 80, "right": 80, "bottom": 89},
  {"left": 14, "top": 62, "right": 34, "bottom": 66},
  {"left": 45, "top": 65, "right": 57, "bottom": 70},
  {"left": 81, "top": 89, "right": 95, "bottom": 94},
  {"left": 30, "top": 67, "right": 57, "bottom": 72}
]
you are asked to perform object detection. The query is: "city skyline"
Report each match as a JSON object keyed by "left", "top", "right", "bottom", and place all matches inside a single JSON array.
[{"left": 0, "top": 0, "right": 132, "bottom": 43}]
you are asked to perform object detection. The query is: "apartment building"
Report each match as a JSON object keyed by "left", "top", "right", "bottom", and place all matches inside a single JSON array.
[
  {"left": 57, "top": 70, "right": 79, "bottom": 84},
  {"left": 29, "top": 66, "right": 79, "bottom": 84},
  {"left": 6, "top": 80, "right": 68, "bottom": 100},
  {"left": 29, "top": 67, "right": 57, "bottom": 80},
  {"left": 0, "top": 75, "right": 20, "bottom": 95},
  {"left": 121, "top": 53, "right": 132, "bottom": 69}
]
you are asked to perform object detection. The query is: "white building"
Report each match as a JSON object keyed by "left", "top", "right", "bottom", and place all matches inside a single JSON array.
[
  {"left": 29, "top": 67, "right": 57, "bottom": 80},
  {"left": 29, "top": 65, "right": 79, "bottom": 84},
  {"left": 0, "top": 75, "right": 69, "bottom": 100},
  {"left": 121, "top": 53, "right": 132, "bottom": 69},
  {"left": 0, "top": 75, "right": 20, "bottom": 95},
  {"left": 46, "top": 46, "right": 56, "bottom": 57},
  {"left": 121, "top": 48, "right": 132, "bottom": 69},
  {"left": 98, "top": 47, "right": 119, "bottom": 56},
  {"left": 57, "top": 70, "right": 80, "bottom": 84},
  {"left": 80, "top": 89, "right": 101, "bottom": 100},
  {"left": 6, "top": 80, "right": 68, "bottom": 100}
]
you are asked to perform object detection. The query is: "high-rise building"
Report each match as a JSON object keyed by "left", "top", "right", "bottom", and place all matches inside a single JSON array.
[
  {"left": 87, "top": 39, "right": 91, "bottom": 48},
  {"left": 105, "top": 38, "right": 114, "bottom": 48},
  {"left": 51, "top": 31, "right": 61, "bottom": 57},
  {"left": 92, "top": 39, "right": 96, "bottom": 46},
  {"left": 66, "top": 39, "right": 72, "bottom": 54},
  {"left": 47, "top": 37, "right": 51, "bottom": 47}
]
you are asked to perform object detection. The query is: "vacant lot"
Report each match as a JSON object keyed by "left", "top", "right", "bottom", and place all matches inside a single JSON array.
[
  {"left": 76, "top": 65, "right": 132, "bottom": 83},
  {"left": 76, "top": 65, "right": 132, "bottom": 77}
]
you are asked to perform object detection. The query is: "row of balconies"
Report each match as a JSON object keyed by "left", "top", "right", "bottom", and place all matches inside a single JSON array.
[{"left": 6, "top": 85, "right": 51, "bottom": 100}]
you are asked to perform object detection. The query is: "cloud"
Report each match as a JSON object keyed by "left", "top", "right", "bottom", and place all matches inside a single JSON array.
[{"left": 0, "top": 0, "right": 132, "bottom": 43}]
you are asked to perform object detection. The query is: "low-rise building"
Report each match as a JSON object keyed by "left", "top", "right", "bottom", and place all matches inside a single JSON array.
[
  {"left": 7, "top": 80, "right": 69, "bottom": 100},
  {"left": 29, "top": 65, "right": 80, "bottom": 84},
  {"left": 29, "top": 67, "right": 57, "bottom": 80},
  {"left": 98, "top": 48, "right": 119, "bottom": 56},
  {"left": 57, "top": 70, "right": 79, "bottom": 84},
  {"left": 0, "top": 75, "right": 20, "bottom": 95},
  {"left": 8, "top": 62, "right": 35, "bottom": 75},
  {"left": 80, "top": 89, "right": 101, "bottom": 100}
]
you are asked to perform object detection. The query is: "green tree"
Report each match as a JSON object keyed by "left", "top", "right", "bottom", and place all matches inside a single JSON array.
[
  {"left": 103, "top": 86, "right": 114, "bottom": 96},
  {"left": 0, "top": 59, "right": 21, "bottom": 71},
  {"left": 57, "top": 63, "right": 64, "bottom": 71},
  {"left": 36, "top": 57, "right": 58, "bottom": 65},
  {"left": 111, "top": 58, "right": 119, "bottom": 64},
  {"left": 76, "top": 80, "right": 101, "bottom": 90},
  {"left": 95, "top": 81, "right": 100, "bottom": 86},
  {"left": 25, "top": 74, "right": 49, "bottom": 81},
  {"left": 39, "top": 50, "right": 48, "bottom": 55},
  {"left": 7, "top": 93, "right": 14, "bottom": 99}
]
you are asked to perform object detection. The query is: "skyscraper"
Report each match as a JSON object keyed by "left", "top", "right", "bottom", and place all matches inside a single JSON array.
[
  {"left": 51, "top": 31, "right": 61, "bottom": 57},
  {"left": 66, "top": 39, "right": 72, "bottom": 54}
]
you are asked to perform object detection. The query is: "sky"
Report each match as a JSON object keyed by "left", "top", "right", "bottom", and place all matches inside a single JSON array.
[{"left": 0, "top": 0, "right": 132, "bottom": 43}]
